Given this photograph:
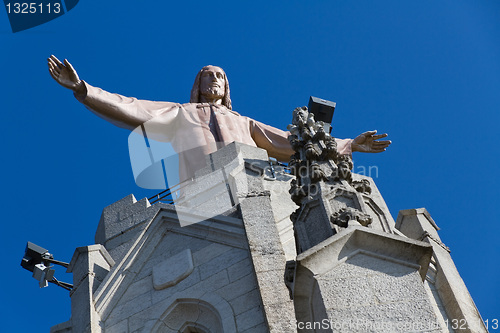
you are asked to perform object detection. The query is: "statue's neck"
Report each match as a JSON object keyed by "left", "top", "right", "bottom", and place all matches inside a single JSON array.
[{"left": 199, "top": 95, "right": 223, "bottom": 105}]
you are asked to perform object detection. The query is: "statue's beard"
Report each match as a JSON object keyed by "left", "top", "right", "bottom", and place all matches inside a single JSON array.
[{"left": 201, "top": 86, "right": 224, "bottom": 100}]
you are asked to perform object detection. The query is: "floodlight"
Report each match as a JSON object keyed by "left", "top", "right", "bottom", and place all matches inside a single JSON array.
[
  {"left": 308, "top": 96, "right": 336, "bottom": 133},
  {"left": 33, "top": 263, "right": 55, "bottom": 288},
  {"left": 21, "top": 241, "right": 50, "bottom": 272},
  {"left": 21, "top": 241, "right": 72, "bottom": 291}
]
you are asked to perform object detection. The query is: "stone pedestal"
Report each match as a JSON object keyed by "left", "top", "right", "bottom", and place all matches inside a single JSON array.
[{"left": 294, "top": 226, "right": 439, "bottom": 332}]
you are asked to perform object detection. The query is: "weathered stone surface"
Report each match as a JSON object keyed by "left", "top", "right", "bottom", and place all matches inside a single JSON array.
[
  {"left": 197, "top": 247, "right": 248, "bottom": 280},
  {"left": 226, "top": 256, "right": 255, "bottom": 283},
  {"left": 104, "top": 319, "right": 128, "bottom": 333},
  {"left": 50, "top": 145, "right": 486, "bottom": 333},
  {"left": 95, "top": 194, "right": 151, "bottom": 245},
  {"left": 230, "top": 288, "right": 263, "bottom": 316},
  {"left": 152, "top": 249, "right": 194, "bottom": 290},
  {"left": 67, "top": 245, "right": 115, "bottom": 290},
  {"left": 216, "top": 270, "right": 259, "bottom": 302},
  {"left": 66, "top": 245, "right": 115, "bottom": 333},
  {"left": 353, "top": 174, "right": 395, "bottom": 233},
  {"left": 236, "top": 305, "right": 267, "bottom": 332},
  {"left": 397, "top": 208, "right": 488, "bottom": 333},
  {"left": 241, "top": 322, "right": 269, "bottom": 333},
  {"left": 323, "top": 299, "right": 441, "bottom": 333},
  {"left": 50, "top": 320, "right": 72, "bottom": 333},
  {"left": 237, "top": 189, "right": 296, "bottom": 330},
  {"left": 294, "top": 226, "right": 437, "bottom": 332}
]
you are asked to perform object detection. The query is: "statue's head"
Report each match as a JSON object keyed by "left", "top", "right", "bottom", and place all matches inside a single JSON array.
[
  {"left": 292, "top": 106, "right": 309, "bottom": 127},
  {"left": 190, "top": 65, "right": 232, "bottom": 110}
]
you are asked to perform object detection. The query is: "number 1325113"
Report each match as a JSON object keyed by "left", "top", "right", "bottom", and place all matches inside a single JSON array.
[{"left": 5, "top": 2, "right": 61, "bottom": 14}]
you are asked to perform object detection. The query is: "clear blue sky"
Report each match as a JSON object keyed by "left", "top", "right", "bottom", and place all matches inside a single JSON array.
[{"left": 1, "top": 0, "right": 499, "bottom": 331}]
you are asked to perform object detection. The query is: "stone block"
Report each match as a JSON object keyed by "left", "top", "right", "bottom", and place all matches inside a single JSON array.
[
  {"left": 105, "top": 290, "right": 152, "bottom": 328},
  {"left": 120, "top": 275, "right": 152, "bottom": 305},
  {"left": 241, "top": 322, "right": 269, "bottom": 333},
  {"left": 193, "top": 242, "right": 233, "bottom": 266},
  {"left": 118, "top": 197, "right": 151, "bottom": 220},
  {"left": 67, "top": 245, "right": 114, "bottom": 291},
  {"left": 251, "top": 269, "right": 293, "bottom": 307},
  {"left": 294, "top": 226, "right": 436, "bottom": 331},
  {"left": 69, "top": 284, "right": 92, "bottom": 333},
  {"left": 198, "top": 247, "right": 249, "bottom": 280},
  {"left": 226, "top": 257, "right": 254, "bottom": 282},
  {"left": 96, "top": 195, "right": 139, "bottom": 244},
  {"left": 396, "top": 208, "right": 441, "bottom": 241},
  {"left": 136, "top": 232, "right": 209, "bottom": 281},
  {"left": 230, "top": 288, "right": 262, "bottom": 316},
  {"left": 369, "top": 271, "right": 429, "bottom": 304},
  {"left": 193, "top": 269, "right": 230, "bottom": 293},
  {"left": 263, "top": 303, "right": 298, "bottom": 332},
  {"left": 325, "top": 299, "right": 441, "bottom": 333},
  {"left": 236, "top": 161, "right": 297, "bottom": 333},
  {"left": 153, "top": 249, "right": 194, "bottom": 290},
  {"left": 104, "top": 319, "right": 128, "bottom": 333},
  {"left": 317, "top": 275, "right": 377, "bottom": 309},
  {"left": 127, "top": 307, "right": 156, "bottom": 333},
  {"left": 236, "top": 305, "right": 267, "bottom": 332},
  {"left": 216, "top": 272, "right": 259, "bottom": 302}
]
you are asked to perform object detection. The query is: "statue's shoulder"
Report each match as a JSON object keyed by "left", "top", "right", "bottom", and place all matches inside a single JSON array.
[{"left": 180, "top": 102, "right": 199, "bottom": 109}]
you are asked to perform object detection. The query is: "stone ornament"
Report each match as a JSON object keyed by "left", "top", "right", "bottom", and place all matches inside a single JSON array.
[{"left": 287, "top": 106, "right": 373, "bottom": 253}]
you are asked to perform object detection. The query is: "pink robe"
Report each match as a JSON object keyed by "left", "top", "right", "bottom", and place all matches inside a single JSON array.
[{"left": 76, "top": 82, "right": 352, "bottom": 182}]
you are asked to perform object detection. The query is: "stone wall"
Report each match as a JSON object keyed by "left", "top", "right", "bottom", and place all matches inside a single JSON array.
[{"left": 50, "top": 143, "right": 487, "bottom": 333}]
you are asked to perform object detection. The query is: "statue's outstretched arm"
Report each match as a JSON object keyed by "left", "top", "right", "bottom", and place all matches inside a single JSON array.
[{"left": 48, "top": 55, "right": 179, "bottom": 132}]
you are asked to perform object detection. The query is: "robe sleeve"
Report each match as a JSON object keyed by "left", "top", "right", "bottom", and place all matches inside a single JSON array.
[
  {"left": 335, "top": 138, "right": 353, "bottom": 155},
  {"left": 249, "top": 119, "right": 296, "bottom": 162},
  {"left": 75, "top": 81, "right": 180, "bottom": 134},
  {"left": 249, "top": 119, "right": 353, "bottom": 162}
]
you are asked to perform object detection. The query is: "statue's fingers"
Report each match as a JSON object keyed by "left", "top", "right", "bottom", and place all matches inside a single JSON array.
[
  {"left": 48, "top": 61, "right": 60, "bottom": 75},
  {"left": 48, "top": 67, "right": 59, "bottom": 81},
  {"left": 373, "top": 141, "right": 391, "bottom": 148},
  {"left": 64, "top": 59, "right": 77, "bottom": 74},
  {"left": 48, "top": 61, "right": 56, "bottom": 73},
  {"left": 47, "top": 57, "right": 58, "bottom": 70},
  {"left": 373, "top": 140, "right": 391, "bottom": 145},
  {"left": 372, "top": 133, "right": 388, "bottom": 140},
  {"left": 50, "top": 55, "right": 64, "bottom": 67},
  {"left": 361, "top": 130, "right": 377, "bottom": 137}
]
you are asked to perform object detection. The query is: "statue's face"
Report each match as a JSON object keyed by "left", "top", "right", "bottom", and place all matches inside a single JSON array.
[
  {"left": 294, "top": 109, "right": 308, "bottom": 126},
  {"left": 200, "top": 66, "right": 226, "bottom": 99}
]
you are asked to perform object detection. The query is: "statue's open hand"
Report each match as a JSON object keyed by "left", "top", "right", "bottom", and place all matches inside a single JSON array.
[
  {"left": 48, "top": 55, "right": 83, "bottom": 92},
  {"left": 351, "top": 130, "right": 391, "bottom": 153}
]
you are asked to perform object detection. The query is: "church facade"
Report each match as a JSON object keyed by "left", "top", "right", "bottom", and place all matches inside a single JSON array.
[{"left": 50, "top": 143, "right": 487, "bottom": 333}]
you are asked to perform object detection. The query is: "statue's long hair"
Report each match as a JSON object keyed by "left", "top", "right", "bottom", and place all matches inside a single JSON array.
[{"left": 190, "top": 66, "right": 232, "bottom": 110}]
